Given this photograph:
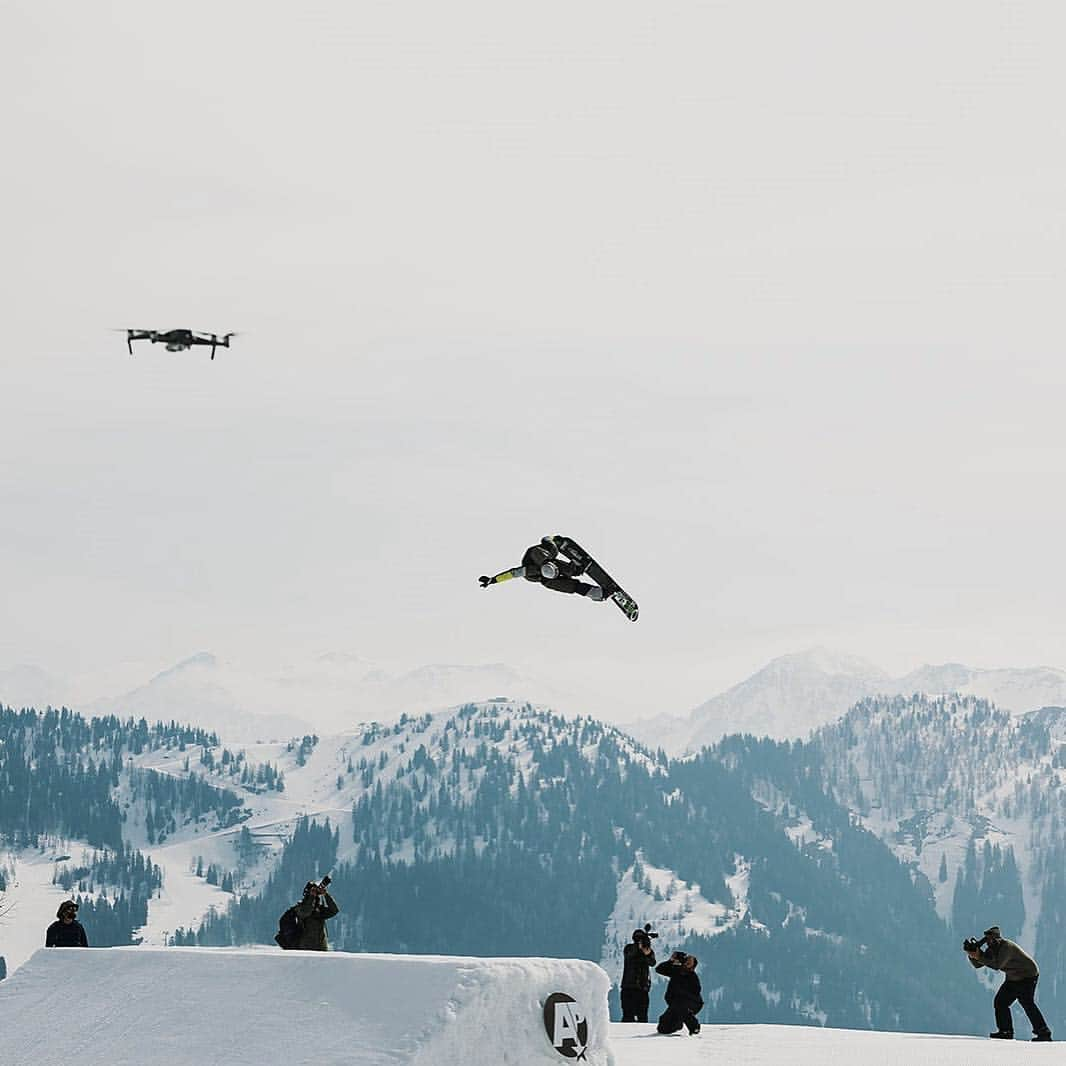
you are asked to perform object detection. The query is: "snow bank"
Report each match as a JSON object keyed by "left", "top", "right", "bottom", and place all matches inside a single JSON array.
[
  {"left": 0, "top": 947, "right": 614, "bottom": 1066},
  {"left": 609, "top": 1022, "right": 1049, "bottom": 1065}
]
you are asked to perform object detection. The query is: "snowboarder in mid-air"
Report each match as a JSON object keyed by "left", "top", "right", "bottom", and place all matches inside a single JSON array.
[
  {"left": 479, "top": 535, "right": 639, "bottom": 620},
  {"left": 480, "top": 537, "right": 605, "bottom": 600}
]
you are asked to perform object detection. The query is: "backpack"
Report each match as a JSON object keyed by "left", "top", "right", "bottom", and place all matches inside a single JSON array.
[{"left": 275, "top": 905, "right": 301, "bottom": 950}]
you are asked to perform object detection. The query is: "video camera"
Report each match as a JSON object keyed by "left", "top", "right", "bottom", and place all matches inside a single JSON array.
[{"left": 633, "top": 923, "right": 659, "bottom": 947}]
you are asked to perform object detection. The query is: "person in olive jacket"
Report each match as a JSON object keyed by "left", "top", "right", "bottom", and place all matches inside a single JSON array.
[
  {"left": 45, "top": 900, "right": 89, "bottom": 948},
  {"left": 967, "top": 926, "right": 1052, "bottom": 1041},
  {"left": 655, "top": 951, "right": 703, "bottom": 1035},
  {"left": 294, "top": 880, "right": 339, "bottom": 951}
]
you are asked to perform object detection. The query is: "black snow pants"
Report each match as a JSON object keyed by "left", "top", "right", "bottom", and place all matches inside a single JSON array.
[
  {"left": 657, "top": 1005, "right": 700, "bottom": 1035},
  {"left": 994, "top": 977, "right": 1050, "bottom": 1036},
  {"left": 542, "top": 575, "right": 597, "bottom": 595},
  {"left": 620, "top": 988, "right": 649, "bottom": 1023}
]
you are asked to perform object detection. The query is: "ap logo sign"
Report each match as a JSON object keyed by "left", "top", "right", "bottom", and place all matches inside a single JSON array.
[{"left": 543, "top": 992, "right": 589, "bottom": 1060}]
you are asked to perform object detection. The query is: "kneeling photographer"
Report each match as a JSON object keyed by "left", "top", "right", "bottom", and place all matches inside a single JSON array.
[
  {"left": 965, "top": 926, "right": 1052, "bottom": 1041},
  {"left": 620, "top": 924, "right": 658, "bottom": 1022},
  {"left": 655, "top": 950, "right": 703, "bottom": 1036}
]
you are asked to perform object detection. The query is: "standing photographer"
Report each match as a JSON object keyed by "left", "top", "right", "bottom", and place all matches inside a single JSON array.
[
  {"left": 620, "top": 925, "right": 657, "bottom": 1022},
  {"left": 45, "top": 900, "right": 88, "bottom": 947},
  {"left": 965, "top": 926, "right": 1052, "bottom": 1041},
  {"left": 655, "top": 951, "right": 703, "bottom": 1036},
  {"left": 294, "top": 877, "right": 339, "bottom": 951}
]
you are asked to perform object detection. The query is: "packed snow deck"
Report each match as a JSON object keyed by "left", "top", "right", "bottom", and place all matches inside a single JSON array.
[
  {"left": 0, "top": 947, "right": 612, "bottom": 1066},
  {"left": 609, "top": 1022, "right": 1052, "bottom": 1065}
]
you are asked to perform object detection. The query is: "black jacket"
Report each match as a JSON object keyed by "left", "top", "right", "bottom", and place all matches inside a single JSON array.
[
  {"left": 294, "top": 892, "right": 339, "bottom": 951},
  {"left": 45, "top": 920, "right": 88, "bottom": 947},
  {"left": 656, "top": 960, "right": 703, "bottom": 1014},
  {"left": 621, "top": 943, "right": 656, "bottom": 990}
]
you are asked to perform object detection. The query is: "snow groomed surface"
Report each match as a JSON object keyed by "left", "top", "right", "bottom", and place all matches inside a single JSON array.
[
  {"left": 0, "top": 947, "right": 613, "bottom": 1066},
  {"left": 609, "top": 1022, "right": 1053, "bottom": 1065}
]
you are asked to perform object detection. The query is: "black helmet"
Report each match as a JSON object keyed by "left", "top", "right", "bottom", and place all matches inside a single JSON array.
[{"left": 57, "top": 900, "right": 78, "bottom": 919}]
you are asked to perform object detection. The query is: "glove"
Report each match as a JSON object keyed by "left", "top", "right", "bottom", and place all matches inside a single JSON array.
[{"left": 478, "top": 575, "right": 491, "bottom": 588}]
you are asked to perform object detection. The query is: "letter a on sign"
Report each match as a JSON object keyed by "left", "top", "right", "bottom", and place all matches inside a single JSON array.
[{"left": 543, "top": 992, "right": 589, "bottom": 1060}]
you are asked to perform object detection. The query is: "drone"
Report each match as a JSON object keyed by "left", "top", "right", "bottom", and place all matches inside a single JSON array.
[{"left": 122, "top": 329, "right": 236, "bottom": 360}]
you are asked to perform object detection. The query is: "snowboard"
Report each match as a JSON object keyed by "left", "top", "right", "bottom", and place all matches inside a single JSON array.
[{"left": 552, "top": 536, "right": 639, "bottom": 621}]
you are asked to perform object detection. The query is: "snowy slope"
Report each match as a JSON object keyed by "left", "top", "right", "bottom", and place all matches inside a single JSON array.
[
  {"left": 609, "top": 1023, "right": 1046, "bottom": 1065},
  {"left": 600, "top": 853, "right": 755, "bottom": 982},
  {"left": 1, "top": 699, "right": 653, "bottom": 973},
  {"left": 0, "top": 845, "right": 80, "bottom": 974},
  {"left": 0, "top": 947, "right": 613, "bottom": 1066},
  {"left": 127, "top": 699, "right": 658, "bottom": 947},
  {"left": 814, "top": 697, "right": 1066, "bottom": 966},
  {"left": 0, "top": 945, "right": 1042, "bottom": 1066}
]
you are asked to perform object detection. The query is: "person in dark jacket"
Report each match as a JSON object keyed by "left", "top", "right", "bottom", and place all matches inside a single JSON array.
[
  {"left": 479, "top": 537, "right": 606, "bottom": 601},
  {"left": 620, "top": 928, "right": 657, "bottom": 1022},
  {"left": 45, "top": 900, "right": 88, "bottom": 948},
  {"left": 655, "top": 952, "right": 702, "bottom": 1035},
  {"left": 966, "top": 926, "right": 1052, "bottom": 1041},
  {"left": 294, "top": 881, "right": 339, "bottom": 951}
]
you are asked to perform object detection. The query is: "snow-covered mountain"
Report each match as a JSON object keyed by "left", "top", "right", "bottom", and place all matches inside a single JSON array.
[
  {"left": 0, "top": 663, "right": 67, "bottom": 712},
  {"left": 84, "top": 651, "right": 564, "bottom": 741},
  {"left": 144, "top": 700, "right": 982, "bottom": 1032},
  {"left": 808, "top": 695, "right": 1066, "bottom": 1029},
  {"left": 628, "top": 648, "right": 1066, "bottom": 753},
  {"left": 86, "top": 652, "right": 314, "bottom": 741},
  {"left": 5, "top": 692, "right": 1063, "bottom": 1034},
  {"left": 896, "top": 663, "right": 1066, "bottom": 715},
  {"left": 627, "top": 648, "right": 888, "bottom": 752}
]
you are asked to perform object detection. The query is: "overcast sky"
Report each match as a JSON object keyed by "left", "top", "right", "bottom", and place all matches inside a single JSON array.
[{"left": 2, "top": 1, "right": 1064, "bottom": 722}]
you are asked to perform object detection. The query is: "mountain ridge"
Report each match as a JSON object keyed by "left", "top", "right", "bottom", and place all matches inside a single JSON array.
[{"left": 627, "top": 647, "right": 1066, "bottom": 753}]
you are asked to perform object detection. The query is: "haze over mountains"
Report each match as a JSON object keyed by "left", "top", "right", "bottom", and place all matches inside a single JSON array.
[
  {"left": 0, "top": 653, "right": 566, "bottom": 741},
  {"left": 3, "top": 647, "right": 1066, "bottom": 749},
  {"left": 626, "top": 647, "right": 1066, "bottom": 754}
]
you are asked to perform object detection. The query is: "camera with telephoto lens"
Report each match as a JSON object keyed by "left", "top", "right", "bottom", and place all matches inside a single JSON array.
[
  {"left": 962, "top": 935, "right": 984, "bottom": 954},
  {"left": 319, "top": 875, "right": 331, "bottom": 889},
  {"left": 671, "top": 951, "right": 689, "bottom": 964}
]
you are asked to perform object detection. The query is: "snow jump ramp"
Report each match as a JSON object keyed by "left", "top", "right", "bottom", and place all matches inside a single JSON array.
[{"left": 0, "top": 946, "right": 613, "bottom": 1066}]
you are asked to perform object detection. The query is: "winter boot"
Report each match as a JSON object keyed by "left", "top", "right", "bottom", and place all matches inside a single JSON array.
[
  {"left": 1032, "top": 1030, "right": 1053, "bottom": 1042},
  {"left": 989, "top": 1031, "right": 1014, "bottom": 1039}
]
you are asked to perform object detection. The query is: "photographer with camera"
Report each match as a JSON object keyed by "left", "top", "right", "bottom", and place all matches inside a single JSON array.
[
  {"left": 287, "top": 876, "right": 339, "bottom": 952},
  {"left": 964, "top": 926, "right": 1052, "bottom": 1041},
  {"left": 654, "top": 950, "right": 703, "bottom": 1036},
  {"left": 620, "top": 924, "right": 658, "bottom": 1022}
]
